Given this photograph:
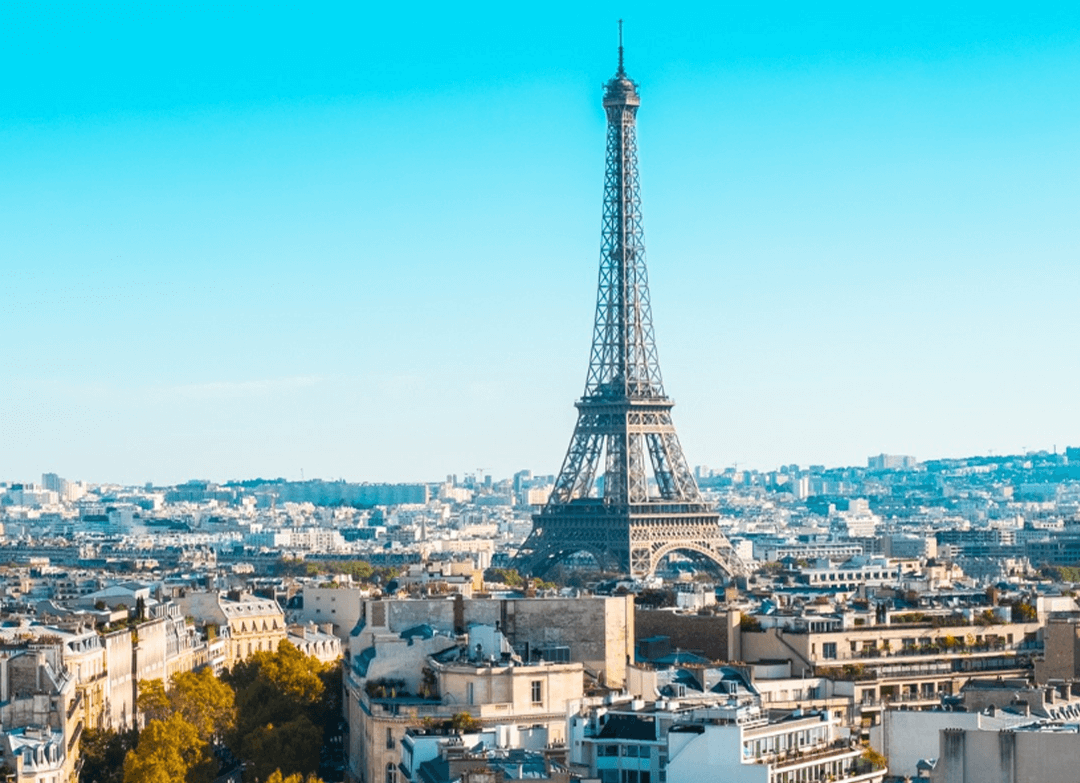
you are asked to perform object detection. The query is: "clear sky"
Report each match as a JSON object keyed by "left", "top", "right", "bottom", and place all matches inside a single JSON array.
[{"left": 2, "top": 2, "right": 1078, "bottom": 486}]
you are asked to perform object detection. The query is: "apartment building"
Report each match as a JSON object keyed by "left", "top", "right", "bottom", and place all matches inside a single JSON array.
[
  {"left": 345, "top": 623, "right": 582, "bottom": 783},
  {"left": 176, "top": 590, "right": 286, "bottom": 667},
  {"left": 569, "top": 691, "right": 886, "bottom": 783},
  {"left": 741, "top": 618, "right": 1042, "bottom": 725}
]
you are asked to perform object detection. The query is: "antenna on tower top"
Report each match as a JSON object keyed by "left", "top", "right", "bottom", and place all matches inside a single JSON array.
[{"left": 617, "top": 19, "right": 625, "bottom": 75}]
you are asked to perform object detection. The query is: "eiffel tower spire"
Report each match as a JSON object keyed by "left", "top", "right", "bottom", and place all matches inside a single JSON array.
[{"left": 515, "top": 35, "right": 746, "bottom": 579}]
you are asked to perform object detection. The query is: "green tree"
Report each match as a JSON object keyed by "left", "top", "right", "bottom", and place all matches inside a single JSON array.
[
  {"left": 79, "top": 727, "right": 138, "bottom": 783},
  {"left": 484, "top": 568, "right": 525, "bottom": 587},
  {"left": 224, "top": 642, "right": 336, "bottom": 781},
  {"left": 122, "top": 715, "right": 204, "bottom": 783},
  {"left": 241, "top": 717, "right": 322, "bottom": 783}
]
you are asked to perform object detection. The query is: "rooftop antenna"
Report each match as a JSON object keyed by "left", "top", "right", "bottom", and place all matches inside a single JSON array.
[{"left": 617, "top": 19, "right": 625, "bottom": 76}]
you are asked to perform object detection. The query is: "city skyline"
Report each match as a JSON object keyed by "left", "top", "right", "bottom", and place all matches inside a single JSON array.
[{"left": 3, "top": 3, "right": 1078, "bottom": 486}]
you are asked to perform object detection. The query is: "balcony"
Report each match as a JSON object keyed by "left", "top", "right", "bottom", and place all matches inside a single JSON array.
[
  {"left": 858, "top": 692, "right": 944, "bottom": 710},
  {"left": 819, "top": 653, "right": 1031, "bottom": 682},
  {"left": 367, "top": 699, "right": 449, "bottom": 718},
  {"left": 754, "top": 739, "right": 860, "bottom": 769}
]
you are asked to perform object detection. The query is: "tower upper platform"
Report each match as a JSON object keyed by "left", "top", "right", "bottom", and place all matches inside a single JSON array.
[{"left": 603, "top": 35, "right": 640, "bottom": 109}]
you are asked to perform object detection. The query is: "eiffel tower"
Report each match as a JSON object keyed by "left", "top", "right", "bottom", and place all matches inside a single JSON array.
[{"left": 515, "top": 33, "right": 747, "bottom": 580}]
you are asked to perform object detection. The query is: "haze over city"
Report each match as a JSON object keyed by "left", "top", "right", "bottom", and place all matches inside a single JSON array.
[{"left": 3, "top": 3, "right": 1077, "bottom": 486}]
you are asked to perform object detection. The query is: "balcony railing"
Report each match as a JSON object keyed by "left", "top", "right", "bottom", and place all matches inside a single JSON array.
[
  {"left": 820, "top": 654, "right": 1030, "bottom": 681},
  {"left": 754, "top": 739, "right": 861, "bottom": 769},
  {"left": 369, "top": 700, "right": 449, "bottom": 717},
  {"left": 859, "top": 692, "right": 944, "bottom": 708}
]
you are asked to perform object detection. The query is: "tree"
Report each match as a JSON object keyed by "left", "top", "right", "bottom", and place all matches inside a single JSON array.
[
  {"left": 264, "top": 771, "right": 324, "bottom": 783},
  {"left": 171, "top": 667, "right": 236, "bottom": 744},
  {"left": 224, "top": 642, "right": 336, "bottom": 782},
  {"left": 739, "top": 615, "right": 762, "bottom": 632},
  {"left": 138, "top": 670, "right": 236, "bottom": 746},
  {"left": 122, "top": 714, "right": 205, "bottom": 783},
  {"left": 484, "top": 568, "right": 524, "bottom": 588},
  {"left": 450, "top": 712, "right": 481, "bottom": 732},
  {"left": 859, "top": 745, "right": 888, "bottom": 773},
  {"left": 635, "top": 588, "right": 675, "bottom": 609},
  {"left": 137, "top": 679, "right": 170, "bottom": 725},
  {"left": 79, "top": 727, "right": 138, "bottom": 783},
  {"left": 1012, "top": 602, "right": 1037, "bottom": 622},
  {"left": 241, "top": 717, "right": 322, "bottom": 783},
  {"left": 227, "top": 643, "right": 325, "bottom": 735}
]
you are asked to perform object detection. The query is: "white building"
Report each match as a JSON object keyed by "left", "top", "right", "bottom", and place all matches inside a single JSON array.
[{"left": 665, "top": 706, "right": 885, "bottom": 783}]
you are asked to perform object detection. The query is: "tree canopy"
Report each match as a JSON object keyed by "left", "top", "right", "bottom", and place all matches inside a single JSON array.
[
  {"left": 122, "top": 714, "right": 206, "bottom": 783},
  {"left": 80, "top": 727, "right": 137, "bottom": 783},
  {"left": 224, "top": 641, "right": 338, "bottom": 782},
  {"left": 91, "top": 642, "right": 339, "bottom": 783},
  {"left": 171, "top": 667, "right": 237, "bottom": 743}
]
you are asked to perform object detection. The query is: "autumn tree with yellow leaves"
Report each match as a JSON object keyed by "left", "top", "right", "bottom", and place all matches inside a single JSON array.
[{"left": 87, "top": 642, "right": 337, "bottom": 783}]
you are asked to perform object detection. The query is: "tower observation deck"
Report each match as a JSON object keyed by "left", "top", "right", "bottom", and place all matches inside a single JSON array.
[{"left": 514, "top": 36, "right": 747, "bottom": 580}]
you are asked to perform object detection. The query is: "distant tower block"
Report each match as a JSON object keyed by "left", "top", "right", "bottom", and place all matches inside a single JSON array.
[{"left": 515, "top": 37, "right": 747, "bottom": 580}]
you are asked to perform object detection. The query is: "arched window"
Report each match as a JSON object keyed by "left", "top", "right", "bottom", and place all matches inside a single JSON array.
[{"left": 385, "top": 762, "right": 397, "bottom": 783}]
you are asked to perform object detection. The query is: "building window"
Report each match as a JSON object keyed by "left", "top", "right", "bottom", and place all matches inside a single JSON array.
[
  {"left": 822, "top": 642, "right": 837, "bottom": 659},
  {"left": 385, "top": 763, "right": 397, "bottom": 783},
  {"left": 531, "top": 680, "right": 543, "bottom": 704},
  {"left": 386, "top": 727, "right": 394, "bottom": 749}
]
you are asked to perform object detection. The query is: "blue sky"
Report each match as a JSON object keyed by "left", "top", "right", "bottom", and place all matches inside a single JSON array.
[{"left": 2, "top": 2, "right": 1078, "bottom": 485}]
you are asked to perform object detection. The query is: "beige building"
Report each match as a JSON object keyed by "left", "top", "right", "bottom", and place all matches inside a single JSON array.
[
  {"left": 103, "top": 627, "right": 135, "bottom": 729},
  {"left": 295, "top": 586, "right": 370, "bottom": 640},
  {"left": 345, "top": 623, "right": 583, "bottom": 783},
  {"left": 740, "top": 618, "right": 1042, "bottom": 726},
  {"left": 287, "top": 623, "right": 342, "bottom": 664},
  {"left": 1035, "top": 613, "right": 1080, "bottom": 683},
  {"left": 0, "top": 646, "right": 82, "bottom": 783},
  {"left": 176, "top": 591, "right": 286, "bottom": 668},
  {"left": 53, "top": 626, "right": 109, "bottom": 732},
  {"left": 350, "top": 594, "right": 633, "bottom": 690},
  {"left": 930, "top": 723, "right": 1080, "bottom": 783}
]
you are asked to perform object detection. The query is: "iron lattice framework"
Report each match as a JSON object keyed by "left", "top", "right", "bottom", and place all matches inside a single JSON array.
[{"left": 515, "top": 44, "right": 747, "bottom": 580}]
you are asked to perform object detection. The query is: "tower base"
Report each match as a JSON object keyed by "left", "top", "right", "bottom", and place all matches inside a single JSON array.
[{"left": 515, "top": 500, "right": 746, "bottom": 579}]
